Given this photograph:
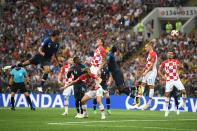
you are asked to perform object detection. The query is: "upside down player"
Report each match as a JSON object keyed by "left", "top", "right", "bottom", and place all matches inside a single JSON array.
[
  {"left": 158, "top": 52, "right": 187, "bottom": 117},
  {"left": 61, "top": 68, "right": 106, "bottom": 120},
  {"left": 58, "top": 58, "right": 74, "bottom": 116},
  {"left": 3, "top": 30, "right": 61, "bottom": 92}
]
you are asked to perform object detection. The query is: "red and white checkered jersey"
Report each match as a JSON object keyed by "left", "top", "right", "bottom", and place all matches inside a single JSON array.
[
  {"left": 59, "top": 64, "right": 74, "bottom": 84},
  {"left": 159, "top": 59, "right": 181, "bottom": 81},
  {"left": 91, "top": 45, "right": 106, "bottom": 67},
  {"left": 78, "top": 73, "right": 99, "bottom": 90},
  {"left": 145, "top": 51, "right": 157, "bottom": 71}
]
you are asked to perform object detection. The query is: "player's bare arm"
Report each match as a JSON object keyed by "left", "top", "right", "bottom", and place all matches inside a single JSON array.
[
  {"left": 60, "top": 78, "right": 79, "bottom": 90},
  {"left": 158, "top": 66, "right": 165, "bottom": 80},
  {"left": 107, "top": 73, "right": 113, "bottom": 86},
  {"left": 142, "top": 61, "right": 153, "bottom": 76},
  {"left": 58, "top": 72, "right": 63, "bottom": 84},
  {"left": 95, "top": 76, "right": 102, "bottom": 86}
]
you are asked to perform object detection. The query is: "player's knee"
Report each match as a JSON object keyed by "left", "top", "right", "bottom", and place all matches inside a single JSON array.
[
  {"left": 24, "top": 92, "right": 29, "bottom": 97},
  {"left": 81, "top": 98, "right": 86, "bottom": 105},
  {"left": 11, "top": 93, "right": 15, "bottom": 97},
  {"left": 81, "top": 100, "right": 86, "bottom": 105},
  {"left": 181, "top": 89, "right": 186, "bottom": 94},
  {"left": 165, "top": 92, "right": 170, "bottom": 97},
  {"left": 96, "top": 97, "right": 102, "bottom": 104}
]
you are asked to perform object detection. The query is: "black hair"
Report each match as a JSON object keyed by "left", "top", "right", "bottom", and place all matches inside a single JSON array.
[
  {"left": 73, "top": 56, "right": 79, "bottom": 63},
  {"left": 51, "top": 30, "right": 60, "bottom": 36},
  {"left": 111, "top": 46, "right": 117, "bottom": 53}
]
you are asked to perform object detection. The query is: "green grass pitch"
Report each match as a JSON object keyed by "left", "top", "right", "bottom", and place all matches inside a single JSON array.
[{"left": 0, "top": 108, "right": 196, "bottom": 131}]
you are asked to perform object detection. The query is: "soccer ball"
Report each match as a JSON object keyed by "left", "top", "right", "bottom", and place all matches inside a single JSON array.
[{"left": 171, "top": 30, "right": 179, "bottom": 37}]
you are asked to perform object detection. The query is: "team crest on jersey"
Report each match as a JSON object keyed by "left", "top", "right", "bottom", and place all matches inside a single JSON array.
[{"left": 19, "top": 73, "right": 23, "bottom": 76}]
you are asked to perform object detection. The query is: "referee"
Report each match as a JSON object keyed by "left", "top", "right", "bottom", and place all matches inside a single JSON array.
[{"left": 9, "top": 62, "right": 35, "bottom": 111}]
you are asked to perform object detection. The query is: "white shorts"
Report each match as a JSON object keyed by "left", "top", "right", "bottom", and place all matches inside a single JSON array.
[
  {"left": 142, "top": 70, "right": 157, "bottom": 86},
  {"left": 85, "top": 87, "right": 103, "bottom": 99},
  {"left": 90, "top": 65, "right": 99, "bottom": 75},
  {"left": 165, "top": 79, "right": 185, "bottom": 92},
  {"left": 63, "top": 85, "right": 74, "bottom": 97}
]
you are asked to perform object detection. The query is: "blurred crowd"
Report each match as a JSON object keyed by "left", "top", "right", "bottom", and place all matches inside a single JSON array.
[{"left": 0, "top": 0, "right": 196, "bottom": 97}]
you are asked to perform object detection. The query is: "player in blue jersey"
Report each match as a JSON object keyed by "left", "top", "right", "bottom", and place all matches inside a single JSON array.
[
  {"left": 107, "top": 46, "right": 135, "bottom": 97},
  {"left": 3, "top": 30, "right": 61, "bottom": 92}
]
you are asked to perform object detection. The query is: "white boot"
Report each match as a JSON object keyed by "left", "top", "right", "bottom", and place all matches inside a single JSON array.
[
  {"left": 101, "top": 112, "right": 106, "bottom": 120},
  {"left": 165, "top": 111, "right": 169, "bottom": 117}
]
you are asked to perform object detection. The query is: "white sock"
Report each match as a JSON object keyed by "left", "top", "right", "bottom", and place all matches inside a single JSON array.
[
  {"left": 147, "top": 89, "right": 154, "bottom": 105},
  {"left": 82, "top": 104, "right": 87, "bottom": 113},
  {"left": 99, "top": 104, "right": 105, "bottom": 112},
  {"left": 64, "top": 97, "right": 69, "bottom": 113},
  {"left": 182, "top": 94, "right": 187, "bottom": 105},
  {"left": 165, "top": 97, "right": 170, "bottom": 112}
]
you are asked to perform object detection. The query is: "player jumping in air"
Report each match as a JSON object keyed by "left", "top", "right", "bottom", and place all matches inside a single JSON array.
[
  {"left": 107, "top": 46, "right": 134, "bottom": 97},
  {"left": 3, "top": 30, "right": 61, "bottom": 92},
  {"left": 136, "top": 43, "right": 158, "bottom": 110}
]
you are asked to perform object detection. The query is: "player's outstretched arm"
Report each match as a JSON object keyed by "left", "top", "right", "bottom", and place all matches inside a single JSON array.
[
  {"left": 158, "top": 65, "right": 165, "bottom": 80},
  {"left": 60, "top": 78, "right": 79, "bottom": 90}
]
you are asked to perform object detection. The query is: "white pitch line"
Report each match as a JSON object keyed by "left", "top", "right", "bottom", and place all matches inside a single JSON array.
[
  {"left": 48, "top": 118, "right": 197, "bottom": 125},
  {"left": 48, "top": 123, "right": 196, "bottom": 131}
]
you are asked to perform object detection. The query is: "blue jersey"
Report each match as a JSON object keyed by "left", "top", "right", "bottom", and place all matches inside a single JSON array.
[
  {"left": 107, "top": 52, "right": 119, "bottom": 73},
  {"left": 68, "top": 64, "right": 86, "bottom": 80},
  {"left": 100, "top": 67, "right": 110, "bottom": 83},
  {"left": 41, "top": 37, "right": 60, "bottom": 59},
  {"left": 10, "top": 67, "right": 27, "bottom": 83}
]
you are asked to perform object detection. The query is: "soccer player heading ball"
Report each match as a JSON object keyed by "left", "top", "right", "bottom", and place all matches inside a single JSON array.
[{"left": 3, "top": 30, "right": 61, "bottom": 92}]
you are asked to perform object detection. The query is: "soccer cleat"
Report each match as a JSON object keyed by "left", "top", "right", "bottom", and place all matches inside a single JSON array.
[
  {"left": 93, "top": 110, "right": 97, "bottom": 114},
  {"left": 75, "top": 113, "right": 80, "bottom": 118},
  {"left": 31, "top": 107, "right": 36, "bottom": 111},
  {"left": 142, "top": 104, "right": 150, "bottom": 110},
  {"left": 37, "top": 87, "right": 43, "bottom": 92},
  {"left": 133, "top": 98, "right": 141, "bottom": 108},
  {"left": 101, "top": 112, "right": 106, "bottom": 120},
  {"left": 107, "top": 110, "right": 112, "bottom": 115},
  {"left": 2, "top": 66, "right": 12, "bottom": 72},
  {"left": 83, "top": 112, "right": 88, "bottom": 118},
  {"left": 11, "top": 107, "right": 15, "bottom": 111},
  {"left": 176, "top": 110, "right": 180, "bottom": 115},
  {"left": 76, "top": 114, "right": 84, "bottom": 119},
  {"left": 61, "top": 112, "right": 68, "bottom": 116},
  {"left": 165, "top": 111, "right": 169, "bottom": 117}
]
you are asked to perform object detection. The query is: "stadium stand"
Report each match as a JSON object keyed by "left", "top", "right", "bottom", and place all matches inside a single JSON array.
[{"left": 0, "top": 0, "right": 196, "bottom": 97}]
